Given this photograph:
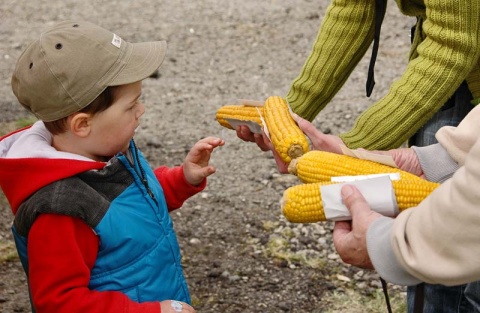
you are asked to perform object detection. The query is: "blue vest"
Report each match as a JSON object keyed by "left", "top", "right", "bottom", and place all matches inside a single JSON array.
[{"left": 13, "top": 143, "right": 190, "bottom": 310}]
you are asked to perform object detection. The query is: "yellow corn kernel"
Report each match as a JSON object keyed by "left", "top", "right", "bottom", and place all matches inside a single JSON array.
[
  {"left": 288, "top": 150, "right": 420, "bottom": 183},
  {"left": 281, "top": 181, "right": 334, "bottom": 223},
  {"left": 263, "top": 96, "right": 309, "bottom": 163},
  {"left": 281, "top": 179, "right": 440, "bottom": 223},
  {"left": 216, "top": 104, "right": 263, "bottom": 130}
]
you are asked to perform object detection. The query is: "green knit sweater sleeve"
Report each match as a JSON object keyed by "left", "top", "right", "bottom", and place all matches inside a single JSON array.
[
  {"left": 289, "top": 0, "right": 480, "bottom": 150},
  {"left": 286, "top": 0, "right": 376, "bottom": 120}
]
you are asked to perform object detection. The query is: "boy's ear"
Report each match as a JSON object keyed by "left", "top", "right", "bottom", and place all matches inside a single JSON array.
[{"left": 68, "top": 113, "right": 92, "bottom": 137}]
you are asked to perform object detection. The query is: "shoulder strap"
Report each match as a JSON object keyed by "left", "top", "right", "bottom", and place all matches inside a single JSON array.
[
  {"left": 366, "top": 0, "right": 388, "bottom": 97},
  {"left": 380, "top": 277, "right": 393, "bottom": 313},
  {"left": 413, "top": 283, "right": 425, "bottom": 313}
]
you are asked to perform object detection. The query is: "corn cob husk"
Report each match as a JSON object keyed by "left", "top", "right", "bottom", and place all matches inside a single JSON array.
[
  {"left": 281, "top": 179, "right": 440, "bottom": 223},
  {"left": 215, "top": 104, "right": 263, "bottom": 130}
]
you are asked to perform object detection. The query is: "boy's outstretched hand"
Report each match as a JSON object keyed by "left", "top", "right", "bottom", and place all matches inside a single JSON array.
[
  {"left": 183, "top": 137, "right": 225, "bottom": 186},
  {"left": 160, "top": 300, "right": 196, "bottom": 313}
]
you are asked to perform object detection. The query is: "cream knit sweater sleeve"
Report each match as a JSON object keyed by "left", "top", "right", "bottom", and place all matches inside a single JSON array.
[
  {"left": 388, "top": 135, "right": 480, "bottom": 285},
  {"left": 287, "top": 0, "right": 480, "bottom": 150},
  {"left": 367, "top": 139, "right": 480, "bottom": 286},
  {"left": 435, "top": 105, "right": 480, "bottom": 165},
  {"left": 367, "top": 104, "right": 480, "bottom": 286}
]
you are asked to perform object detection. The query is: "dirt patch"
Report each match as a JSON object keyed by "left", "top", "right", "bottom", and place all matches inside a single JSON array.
[{"left": 0, "top": 1, "right": 415, "bottom": 312}]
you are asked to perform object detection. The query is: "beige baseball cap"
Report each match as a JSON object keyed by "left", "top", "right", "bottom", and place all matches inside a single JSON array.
[{"left": 11, "top": 20, "right": 167, "bottom": 122}]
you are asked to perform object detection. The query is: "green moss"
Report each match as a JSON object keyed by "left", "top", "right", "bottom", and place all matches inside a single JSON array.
[
  {"left": 0, "top": 241, "right": 18, "bottom": 263},
  {"left": 324, "top": 288, "right": 407, "bottom": 313}
]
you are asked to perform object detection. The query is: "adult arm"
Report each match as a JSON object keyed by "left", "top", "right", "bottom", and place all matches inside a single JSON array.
[
  {"left": 340, "top": 106, "right": 480, "bottom": 285},
  {"left": 287, "top": 0, "right": 376, "bottom": 120},
  {"left": 408, "top": 103, "right": 480, "bottom": 182},
  {"left": 28, "top": 214, "right": 161, "bottom": 313},
  {"left": 434, "top": 103, "right": 480, "bottom": 166},
  {"left": 289, "top": 0, "right": 480, "bottom": 150},
  {"left": 369, "top": 136, "right": 480, "bottom": 286}
]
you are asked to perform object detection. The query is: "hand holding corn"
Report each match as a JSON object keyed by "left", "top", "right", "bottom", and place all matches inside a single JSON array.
[
  {"left": 332, "top": 185, "right": 379, "bottom": 270},
  {"left": 282, "top": 150, "right": 440, "bottom": 223},
  {"left": 287, "top": 150, "right": 423, "bottom": 183},
  {"left": 216, "top": 96, "right": 310, "bottom": 163},
  {"left": 216, "top": 98, "right": 437, "bottom": 223},
  {"left": 262, "top": 96, "right": 310, "bottom": 163},
  {"left": 292, "top": 113, "right": 345, "bottom": 154}
]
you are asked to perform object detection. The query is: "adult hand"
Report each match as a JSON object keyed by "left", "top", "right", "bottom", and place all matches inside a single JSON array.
[
  {"left": 295, "top": 113, "right": 423, "bottom": 176},
  {"left": 234, "top": 125, "right": 290, "bottom": 172},
  {"left": 292, "top": 113, "right": 344, "bottom": 154},
  {"left": 160, "top": 300, "right": 196, "bottom": 313},
  {"left": 235, "top": 125, "right": 270, "bottom": 151},
  {"left": 367, "top": 148, "right": 424, "bottom": 177},
  {"left": 236, "top": 112, "right": 346, "bottom": 154},
  {"left": 333, "top": 185, "right": 383, "bottom": 269},
  {"left": 235, "top": 110, "right": 346, "bottom": 173},
  {"left": 293, "top": 114, "right": 425, "bottom": 176}
]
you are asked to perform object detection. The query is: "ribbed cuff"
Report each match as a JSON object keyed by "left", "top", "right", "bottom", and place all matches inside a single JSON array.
[
  {"left": 411, "top": 144, "right": 460, "bottom": 183},
  {"left": 367, "top": 217, "right": 421, "bottom": 286}
]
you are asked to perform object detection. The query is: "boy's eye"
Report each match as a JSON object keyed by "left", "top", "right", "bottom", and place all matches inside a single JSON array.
[{"left": 131, "top": 98, "right": 143, "bottom": 108}]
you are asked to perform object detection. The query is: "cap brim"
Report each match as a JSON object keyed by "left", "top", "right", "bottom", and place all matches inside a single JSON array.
[{"left": 110, "top": 40, "right": 167, "bottom": 86}]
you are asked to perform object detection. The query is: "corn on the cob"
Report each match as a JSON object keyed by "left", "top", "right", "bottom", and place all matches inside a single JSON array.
[
  {"left": 216, "top": 104, "right": 263, "bottom": 130},
  {"left": 263, "top": 96, "right": 309, "bottom": 163},
  {"left": 281, "top": 179, "right": 440, "bottom": 223},
  {"left": 288, "top": 150, "right": 420, "bottom": 183}
]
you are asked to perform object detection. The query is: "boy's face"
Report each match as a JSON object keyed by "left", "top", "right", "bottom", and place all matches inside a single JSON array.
[{"left": 88, "top": 81, "right": 145, "bottom": 159}]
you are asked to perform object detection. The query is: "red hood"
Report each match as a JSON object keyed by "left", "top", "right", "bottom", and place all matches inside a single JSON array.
[{"left": 0, "top": 128, "right": 106, "bottom": 214}]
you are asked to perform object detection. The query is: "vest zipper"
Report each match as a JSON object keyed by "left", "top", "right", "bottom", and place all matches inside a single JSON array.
[{"left": 128, "top": 141, "right": 157, "bottom": 204}]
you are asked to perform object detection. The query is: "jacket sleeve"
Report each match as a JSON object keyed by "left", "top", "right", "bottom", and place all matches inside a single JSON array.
[
  {"left": 288, "top": 0, "right": 480, "bottom": 150},
  {"left": 409, "top": 105, "right": 480, "bottom": 182},
  {"left": 287, "top": 0, "right": 376, "bottom": 120},
  {"left": 434, "top": 104, "right": 480, "bottom": 166},
  {"left": 411, "top": 144, "right": 459, "bottom": 183},
  {"left": 368, "top": 135, "right": 480, "bottom": 286},
  {"left": 28, "top": 214, "right": 161, "bottom": 313},
  {"left": 154, "top": 165, "right": 206, "bottom": 211},
  {"left": 340, "top": 0, "right": 480, "bottom": 149}
]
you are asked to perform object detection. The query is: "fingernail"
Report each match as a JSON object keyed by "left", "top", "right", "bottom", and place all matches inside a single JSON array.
[{"left": 341, "top": 185, "right": 353, "bottom": 197}]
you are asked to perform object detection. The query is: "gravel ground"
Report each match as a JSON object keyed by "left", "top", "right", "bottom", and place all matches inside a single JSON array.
[{"left": 1, "top": 1, "right": 416, "bottom": 312}]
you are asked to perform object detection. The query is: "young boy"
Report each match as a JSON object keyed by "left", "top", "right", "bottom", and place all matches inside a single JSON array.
[{"left": 0, "top": 20, "right": 224, "bottom": 313}]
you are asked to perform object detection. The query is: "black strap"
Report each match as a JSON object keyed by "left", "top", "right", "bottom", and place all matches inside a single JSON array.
[
  {"left": 380, "top": 277, "right": 393, "bottom": 313},
  {"left": 413, "top": 283, "right": 425, "bottom": 313},
  {"left": 410, "top": 23, "right": 417, "bottom": 44},
  {"left": 366, "top": 0, "right": 387, "bottom": 97}
]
